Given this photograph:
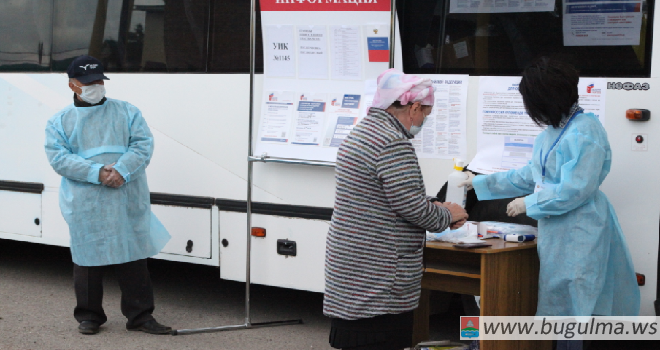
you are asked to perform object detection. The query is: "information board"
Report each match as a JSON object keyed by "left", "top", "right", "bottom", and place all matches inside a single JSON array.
[{"left": 254, "top": 0, "right": 392, "bottom": 163}]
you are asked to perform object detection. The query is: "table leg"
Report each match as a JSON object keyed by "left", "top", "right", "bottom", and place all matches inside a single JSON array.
[{"left": 479, "top": 249, "right": 551, "bottom": 350}]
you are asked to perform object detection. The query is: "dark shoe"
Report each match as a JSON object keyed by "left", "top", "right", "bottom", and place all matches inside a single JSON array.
[
  {"left": 127, "top": 319, "right": 172, "bottom": 335},
  {"left": 78, "top": 321, "right": 100, "bottom": 335}
]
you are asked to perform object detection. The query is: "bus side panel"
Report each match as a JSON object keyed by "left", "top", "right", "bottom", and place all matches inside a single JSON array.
[
  {"left": 600, "top": 79, "right": 659, "bottom": 316},
  {"left": 0, "top": 191, "right": 41, "bottom": 237},
  {"left": 219, "top": 210, "right": 328, "bottom": 293},
  {"left": 152, "top": 205, "right": 212, "bottom": 259}
]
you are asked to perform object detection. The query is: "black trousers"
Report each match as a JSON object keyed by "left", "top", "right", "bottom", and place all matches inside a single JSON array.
[{"left": 73, "top": 259, "right": 155, "bottom": 327}]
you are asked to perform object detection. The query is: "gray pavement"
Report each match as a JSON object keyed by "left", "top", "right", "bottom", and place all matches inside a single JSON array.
[
  {"left": 0, "top": 239, "right": 333, "bottom": 350},
  {"left": 1, "top": 239, "right": 652, "bottom": 350}
]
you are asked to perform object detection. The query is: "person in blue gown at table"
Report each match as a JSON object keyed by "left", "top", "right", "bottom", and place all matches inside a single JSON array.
[
  {"left": 44, "top": 55, "right": 171, "bottom": 336},
  {"left": 459, "top": 58, "right": 639, "bottom": 350}
]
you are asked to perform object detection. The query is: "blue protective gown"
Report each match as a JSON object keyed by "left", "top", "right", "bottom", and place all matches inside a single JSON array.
[
  {"left": 472, "top": 112, "right": 640, "bottom": 316},
  {"left": 45, "top": 98, "right": 170, "bottom": 267}
]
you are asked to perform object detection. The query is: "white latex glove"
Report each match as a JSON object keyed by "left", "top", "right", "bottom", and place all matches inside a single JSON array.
[
  {"left": 457, "top": 171, "right": 476, "bottom": 190},
  {"left": 506, "top": 197, "right": 527, "bottom": 217}
]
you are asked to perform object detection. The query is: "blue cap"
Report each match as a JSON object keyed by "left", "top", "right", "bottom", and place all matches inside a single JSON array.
[{"left": 66, "top": 55, "right": 109, "bottom": 84}]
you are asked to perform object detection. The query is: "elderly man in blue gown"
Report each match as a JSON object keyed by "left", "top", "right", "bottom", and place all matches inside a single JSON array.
[{"left": 45, "top": 55, "right": 171, "bottom": 335}]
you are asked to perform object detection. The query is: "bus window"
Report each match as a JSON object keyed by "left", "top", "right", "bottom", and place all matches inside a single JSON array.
[
  {"left": 397, "top": 0, "right": 654, "bottom": 77},
  {"left": 208, "top": 0, "right": 264, "bottom": 73},
  {"left": 52, "top": 0, "right": 209, "bottom": 73},
  {"left": 0, "top": 1, "right": 53, "bottom": 71}
]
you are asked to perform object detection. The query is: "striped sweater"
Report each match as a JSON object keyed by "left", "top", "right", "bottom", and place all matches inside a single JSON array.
[{"left": 323, "top": 107, "right": 452, "bottom": 320}]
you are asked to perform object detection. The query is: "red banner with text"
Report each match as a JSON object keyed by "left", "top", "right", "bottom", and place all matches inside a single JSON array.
[{"left": 260, "top": 0, "right": 390, "bottom": 12}]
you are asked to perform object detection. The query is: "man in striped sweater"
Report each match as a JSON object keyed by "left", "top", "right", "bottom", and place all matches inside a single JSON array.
[{"left": 324, "top": 69, "right": 468, "bottom": 350}]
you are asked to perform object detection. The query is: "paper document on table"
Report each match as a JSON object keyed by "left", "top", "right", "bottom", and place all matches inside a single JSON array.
[
  {"left": 331, "top": 25, "right": 362, "bottom": 80},
  {"left": 264, "top": 25, "right": 296, "bottom": 77},
  {"left": 258, "top": 91, "right": 296, "bottom": 144},
  {"left": 292, "top": 93, "right": 327, "bottom": 146},
  {"left": 297, "top": 25, "right": 328, "bottom": 79},
  {"left": 412, "top": 75, "right": 469, "bottom": 159}
]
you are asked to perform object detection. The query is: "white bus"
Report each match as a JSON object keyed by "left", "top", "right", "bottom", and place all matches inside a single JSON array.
[{"left": 0, "top": 0, "right": 657, "bottom": 316}]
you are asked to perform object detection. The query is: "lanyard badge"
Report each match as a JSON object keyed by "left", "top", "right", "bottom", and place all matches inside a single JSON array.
[{"left": 539, "top": 110, "right": 580, "bottom": 183}]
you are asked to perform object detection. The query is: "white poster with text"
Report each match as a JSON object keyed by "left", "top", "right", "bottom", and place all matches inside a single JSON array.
[
  {"left": 292, "top": 93, "right": 328, "bottom": 146},
  {"left": 265, "top": 25, "right": 296, "bottom": 77},
  {"left": 469, "top": 76, "right": 607, "bottom": 175},
  {"left": 331, "top": 25, "right": 363, "bottom": 80},
  {"left": 563, "top": 0, "right": 643, "bottom": 46},
  {"left": 413, "top": 75, "right": 469, "bottom": 160},
  {"left": 258, "top": 91, "right": 296, "bottom": 144},
  {"left": 297, "top": 25, "right": 329, "bottom": 79},
  {"left": 450, "top": 0, "right": 555, "bottom": 14}
]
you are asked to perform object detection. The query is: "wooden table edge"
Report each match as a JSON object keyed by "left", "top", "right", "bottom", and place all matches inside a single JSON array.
[{"left": 425, "top": 240, "right": 538, "bottom": 253}]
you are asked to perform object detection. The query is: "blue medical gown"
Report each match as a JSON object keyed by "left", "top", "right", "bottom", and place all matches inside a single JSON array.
[
  {"left": 45, "top": 98, "right": 170, "bottom": 267},
  {"left": 472, "top": 113, "right": 640, "bottom": 316}
]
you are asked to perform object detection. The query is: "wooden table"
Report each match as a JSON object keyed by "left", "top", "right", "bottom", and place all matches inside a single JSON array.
[{"left": 413, "top": 240, "right": 552, "bottom": 350}]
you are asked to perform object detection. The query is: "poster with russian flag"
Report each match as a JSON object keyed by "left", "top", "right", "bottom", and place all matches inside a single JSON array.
[
  {"left": 365, "top": 24, "right": 390, "bottom": 62},
  {"left": 367, "top": 37, "right": 389, "bottom": 62},
  {"left": 255, "top": 0, "right": 394, "bottom": 162}
]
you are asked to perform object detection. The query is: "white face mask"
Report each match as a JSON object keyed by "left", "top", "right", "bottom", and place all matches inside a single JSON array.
[
  {"left": 76, "top": 84, "right": 106, "bottom": 104},
  {"left": 409, "top": 115, "right": 428, "bottom": 136}
]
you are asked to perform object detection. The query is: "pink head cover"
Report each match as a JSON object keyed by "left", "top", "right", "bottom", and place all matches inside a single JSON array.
[{"left": 371, "top": 68, "right": 434, "bottom": 109}]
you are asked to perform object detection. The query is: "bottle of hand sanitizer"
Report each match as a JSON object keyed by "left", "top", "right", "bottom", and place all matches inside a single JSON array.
[{"left": 446, "top": 159, "right": 468, "bottom": 208}]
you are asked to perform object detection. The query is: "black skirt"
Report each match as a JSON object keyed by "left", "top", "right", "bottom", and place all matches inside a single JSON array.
[{"left": 329, "top": 311, "right": 414, "bottom": 350}]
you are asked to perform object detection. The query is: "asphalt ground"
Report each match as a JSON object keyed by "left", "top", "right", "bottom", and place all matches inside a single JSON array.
[
  {"left": 0, "top": 239, "right": 333, "bottom": 350},
  {"left": 1, "top": 239, "right": 657, "bottom": 350}
]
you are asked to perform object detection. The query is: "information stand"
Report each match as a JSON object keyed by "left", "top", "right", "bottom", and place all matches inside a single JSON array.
[{"left": 172, "top": 0, "right": 397, "bottom": 336}]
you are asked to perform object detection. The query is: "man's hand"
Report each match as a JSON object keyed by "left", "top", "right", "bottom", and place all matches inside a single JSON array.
[
  {"left": 101, "top": 163, "right": 125, "bottom": 188},
  {"left": 98, "top": 167, "right": 112, "bottom": 184},
  {"left": 434, "top": 202, "right": 468, "bottom": 228}
]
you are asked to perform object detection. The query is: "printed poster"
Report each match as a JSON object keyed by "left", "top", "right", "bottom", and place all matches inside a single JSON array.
[
  {"left": 331, "top": 25, "right": 363, "bottom": 80},
  {"left": 450, "top": 0, "right": 555, "bottom": 14},
  {"left": 292, "top": 93, "right": 327, "bottom": 146},
  {"left": 323, "top": 94, "right": 363, "bottom": 147},
  {"left": 413, "top": 75, "right": 470, "bottom": 160},
  {"left": 469, "top": 76, "right": 607, "bottom": 175},
  {"left": 258, "top": 91, "right": 296, "bottom": 143},
  {"left": 297, "top": 25, "right": 329, "bottom": 79},
  {"left": 264, "top": 25, "right": 296, "bottom": 77},
  {"left": 563, "top": 0, "right": 643, "bottom": 46}
]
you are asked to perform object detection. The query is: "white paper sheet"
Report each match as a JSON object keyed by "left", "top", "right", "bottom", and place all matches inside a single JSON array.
[
  {"left": 469, "top": 77, "right": 542, "bottom": 175},
  {"left": 469, "top": 76, "right": 607, "bottom": 175},
  {"left": 292, "top": 93, "right": 327, "bottom": 146},
  {"left": 322, "top": 94, "right": 362, "bottom": 147},
  {"left": 450, "top": 0, "right": 555, "bottom": 14},
  {"left": 412, "top": 75, "right": 470, "bottom": 160},
  {"left": 360, "top": 79, "right": 377, "bottom": 121},
  {"left": 563, "top": 0, "right": 643, "bottom": 46},
  {"left": 297, "top": 25, "right": 328, "bottom": 79},
  {"left": 331, "top": 25, "right": 362, "bottom": 80},
  {"left": 264, "top": 25, "right": 296, "bottom": 77},
  {"left": 258, "top": 91, "right": 296, "bottom": 144}
]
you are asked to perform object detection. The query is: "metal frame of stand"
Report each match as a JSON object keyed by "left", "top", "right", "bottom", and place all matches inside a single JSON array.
[{"left": 172, "top": 0, "right": 397, "bottom": 336}]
